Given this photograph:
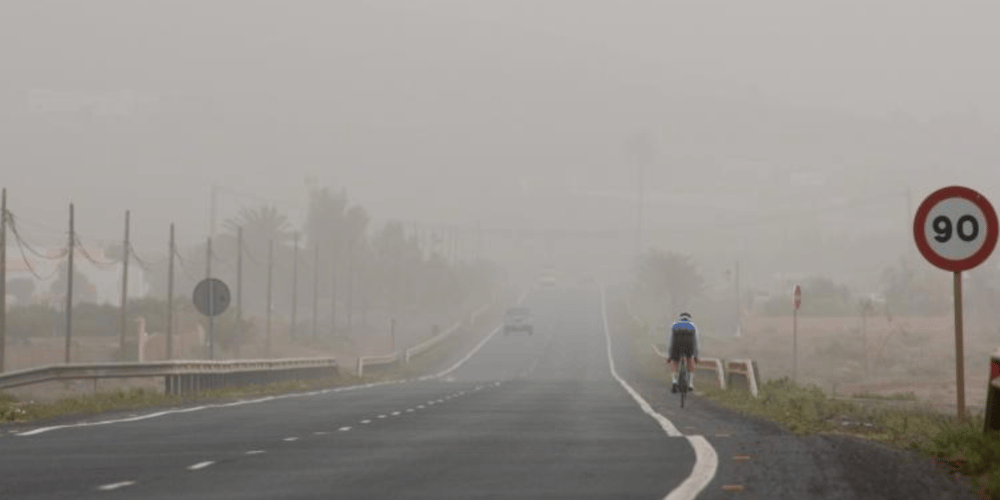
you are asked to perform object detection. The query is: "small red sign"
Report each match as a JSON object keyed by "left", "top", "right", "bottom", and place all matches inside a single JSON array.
[
  {"left": 991, "top": 357, "right": 1000, "bottom": 381},
  {"left": 793, "top": 284, "right": 802, "bottom": 310}
]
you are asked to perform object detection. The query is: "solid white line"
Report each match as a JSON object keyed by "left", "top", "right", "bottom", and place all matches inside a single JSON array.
[
  {"left": 188, "top": 461, "right": 215, "bottom": 471},
  {"left": 599, "top": 285, "right": 717, "bottom": 500},
  {"left": 97, "top": 481, "right": 136, "bottom": 491},
  {"left": 665, "top": 436, "right": 719, "bottom": 500},
  {"left": 423, "top": 326, "right": 503, "bottom": 380},
  {"left": 245, "top": 450, "right": 265, "bottom": 455}
]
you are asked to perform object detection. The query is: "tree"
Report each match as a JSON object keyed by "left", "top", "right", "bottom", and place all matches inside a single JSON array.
[
  {"left": 222, "top": 205, "right": 293, "bottom": 253},
  {"left": 49, "top": 262, "right": 98, "bottom": 304},
  {"left": 636, "top": 249, "right": 705, "bottom": 312}
]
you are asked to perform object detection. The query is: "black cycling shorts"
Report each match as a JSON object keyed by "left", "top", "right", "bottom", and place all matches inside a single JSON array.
[{"left": 669, "top": 330, "right": 695, "bottom": 362}]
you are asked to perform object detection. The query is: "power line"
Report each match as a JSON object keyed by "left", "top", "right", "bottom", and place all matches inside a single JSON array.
[
  {"left": 6, "top": 212, "right": 69, "bottom": 260},
  {"left": 73, "top": 235, "right": 119, "bottom": 270},
  {"left": 173, "top": 249, "right": 204, "bottom": 283},
  {"left": 10, "top": 231, "right": 61, "bottom": 281}
]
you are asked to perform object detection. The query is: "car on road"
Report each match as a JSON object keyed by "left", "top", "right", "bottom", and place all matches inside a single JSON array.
[{"left": 503, "top": 306, "right": 534, "bottom": 335}]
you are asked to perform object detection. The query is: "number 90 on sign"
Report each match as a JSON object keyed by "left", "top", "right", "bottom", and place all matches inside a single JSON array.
[{"left": 914, "top": 186, "right": 999, "bottom": 272}]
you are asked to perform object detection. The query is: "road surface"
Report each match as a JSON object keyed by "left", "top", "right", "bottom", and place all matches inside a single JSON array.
[{"left": 0, "top": 286, "right": 980, "bottom": 499}]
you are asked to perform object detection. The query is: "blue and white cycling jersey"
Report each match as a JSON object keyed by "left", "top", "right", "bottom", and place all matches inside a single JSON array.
[{"left": 667, "top": 319, "right": 699, "bottom": 358}]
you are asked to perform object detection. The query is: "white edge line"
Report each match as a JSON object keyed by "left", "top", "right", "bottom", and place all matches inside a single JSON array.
[
  {"left": 187, "top": 461, "right": 215, "bottom": 471},
  {"left": 600, "top": 285, "right": 718, "bottom": 500},
  {"left": 15, "top": 379, "right": 405, "bottom": 437},
  {"left": 97, "top": 481, "right": 136, "bottom": 491}
]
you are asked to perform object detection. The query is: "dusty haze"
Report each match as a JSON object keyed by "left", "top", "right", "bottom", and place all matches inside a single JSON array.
[{"left": 4, "top": 0, "right": 1000, "bottom": 285}]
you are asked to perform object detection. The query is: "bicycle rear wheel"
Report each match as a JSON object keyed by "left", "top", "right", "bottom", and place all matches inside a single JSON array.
[{"left": 678, "top": 365, "right": 687, "bottom": 408}]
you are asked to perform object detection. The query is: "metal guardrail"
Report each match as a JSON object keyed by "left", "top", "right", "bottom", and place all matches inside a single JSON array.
[
  {"left": 650, "top": 344, "right": 727, "bottom": 390},
  {"left": 355, "top": 352, "right": 402, "bottom": 378},
  {"left": 0, "top": 358, "right": 339, "bottom": 396}
]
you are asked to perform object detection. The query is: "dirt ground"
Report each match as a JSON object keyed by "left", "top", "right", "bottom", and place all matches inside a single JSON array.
[{"left": 701, "top": 313, "right": 997, "bottom": 412}]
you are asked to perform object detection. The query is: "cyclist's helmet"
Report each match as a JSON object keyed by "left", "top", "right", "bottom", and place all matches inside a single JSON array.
[{"left": 679, "top": 312, "right": 692, "bottom": 321}]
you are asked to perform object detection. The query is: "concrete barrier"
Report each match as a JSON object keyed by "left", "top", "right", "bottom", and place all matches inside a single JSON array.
[
  {"left": 726, "top": 359, "right": 760, "bottom": 398},
  {"left": 649, "top": 344, "right": 726, "bottom": 390}
]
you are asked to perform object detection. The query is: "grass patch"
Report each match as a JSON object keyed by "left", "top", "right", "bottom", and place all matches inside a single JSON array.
[{"left": 0, "top": 375, "right": 368, "bottom": 425}]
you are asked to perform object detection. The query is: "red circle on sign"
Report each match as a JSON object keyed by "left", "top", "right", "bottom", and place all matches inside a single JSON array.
[{"left": 913, "top": 186, "right": 998, "bottom": 272}]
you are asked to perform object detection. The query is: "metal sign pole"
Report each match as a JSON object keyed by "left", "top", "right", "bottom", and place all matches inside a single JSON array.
[
  {"left": 954, "top": 271, "right": 966, "bottom": 421},
  {"left": 793, "top": 306, "right": 798, "bottom": 383}
]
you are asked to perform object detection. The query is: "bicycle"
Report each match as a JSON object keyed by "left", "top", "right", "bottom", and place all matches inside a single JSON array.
[{"left": 677, "top": 357, "right": 689, "bottom": 408}]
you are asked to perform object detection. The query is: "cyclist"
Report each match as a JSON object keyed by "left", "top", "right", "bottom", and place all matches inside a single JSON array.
[{"left": 667, "top": 312, "right": 699, "bottom": 393}]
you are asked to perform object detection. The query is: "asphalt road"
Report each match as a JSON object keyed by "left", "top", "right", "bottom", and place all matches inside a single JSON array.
[{"left": 0, "top": 286, "right": 982, "bottom": 499}]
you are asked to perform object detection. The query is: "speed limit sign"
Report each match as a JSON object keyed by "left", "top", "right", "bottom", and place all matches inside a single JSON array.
[
  {"left": 913, "top": 185, "right": 998, "bottom": 421},
  {"left": 913, "top": 186, "right": 998, "bottom": 272}
]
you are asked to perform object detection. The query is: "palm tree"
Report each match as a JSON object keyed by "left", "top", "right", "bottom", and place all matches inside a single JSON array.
[{"left": 223, "top": 205, "right": 293, "bottom": 252}]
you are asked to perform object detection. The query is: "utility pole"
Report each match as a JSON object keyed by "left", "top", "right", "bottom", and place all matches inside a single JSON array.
[
  {"left": 291, "top": 232, "right": 299, "bottom": 340},
  {"left": 118, "top": 210, "right": 130, "bottom": 358},
  {"left": 206, "top": 236, "right": 214, "bottom": 360},
  {"left": 735, "top": 260, "right": 742, "bottom": 338},
  {"left": 65, "top": 203, "right": 75, "bottom": 364},
  {"left": 346, "top": 242, "right": 353, "bottom": 334},
  {"left": 331, "top": 240, "right": 337, "bottom": 337},
  {"left": 236, "top": 226, "right": 243, "bottom": 348},
  {"left": 266, "top": 239, "right": 273, "bottom": 358},
  {"left": 0, "top": 188, "right": 7, "bottom": 372},
  {"left": 312, "top": 242, "right": 319, "bottom": 340},
  {"left": 166, "top": 223, "right": 175, "bottom": 359}
]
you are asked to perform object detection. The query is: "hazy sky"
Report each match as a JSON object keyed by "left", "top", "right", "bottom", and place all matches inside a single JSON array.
[{"left": 3, "top": 0, "right": 1000, "bottom": 276}]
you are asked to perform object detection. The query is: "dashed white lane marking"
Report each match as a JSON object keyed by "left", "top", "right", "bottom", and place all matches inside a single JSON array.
[
  {"left": 599, "top": 286, "right": 717, "bottom": 500},
  {"left": 283, "top": 437, "right": 299, "bottom": 442},
  {"left": 416, "top": 405, "right": 425, "bottom": 409},
  {"left": 406, "top": 409, "right": 414, "bottom": 413},
  {"left": 427, "top": 401, "right": 436, "bottom": 405},
  {"left": 391, "top": 411, "right": 401, "bottom": 416},
  {"left": 313, "top": 431, "right": 329, "bottom": 436},
  {"left": 361, "top": 420, "right": 372, "bottom": 424},
  {"left": 245, "top": 450, "right": 265, "bottom": 455},
  {"left": 98, "top": 481, "right": 136, "bottom": 491},
  {"left": 377, "top": 415, "right": 387, "bottom": 419},
  {"left": 339, "top": 426, "right": 352, "bottom": 431},
  {"left": 188, "top": 461, "right": 215, "bottom": 471}
]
